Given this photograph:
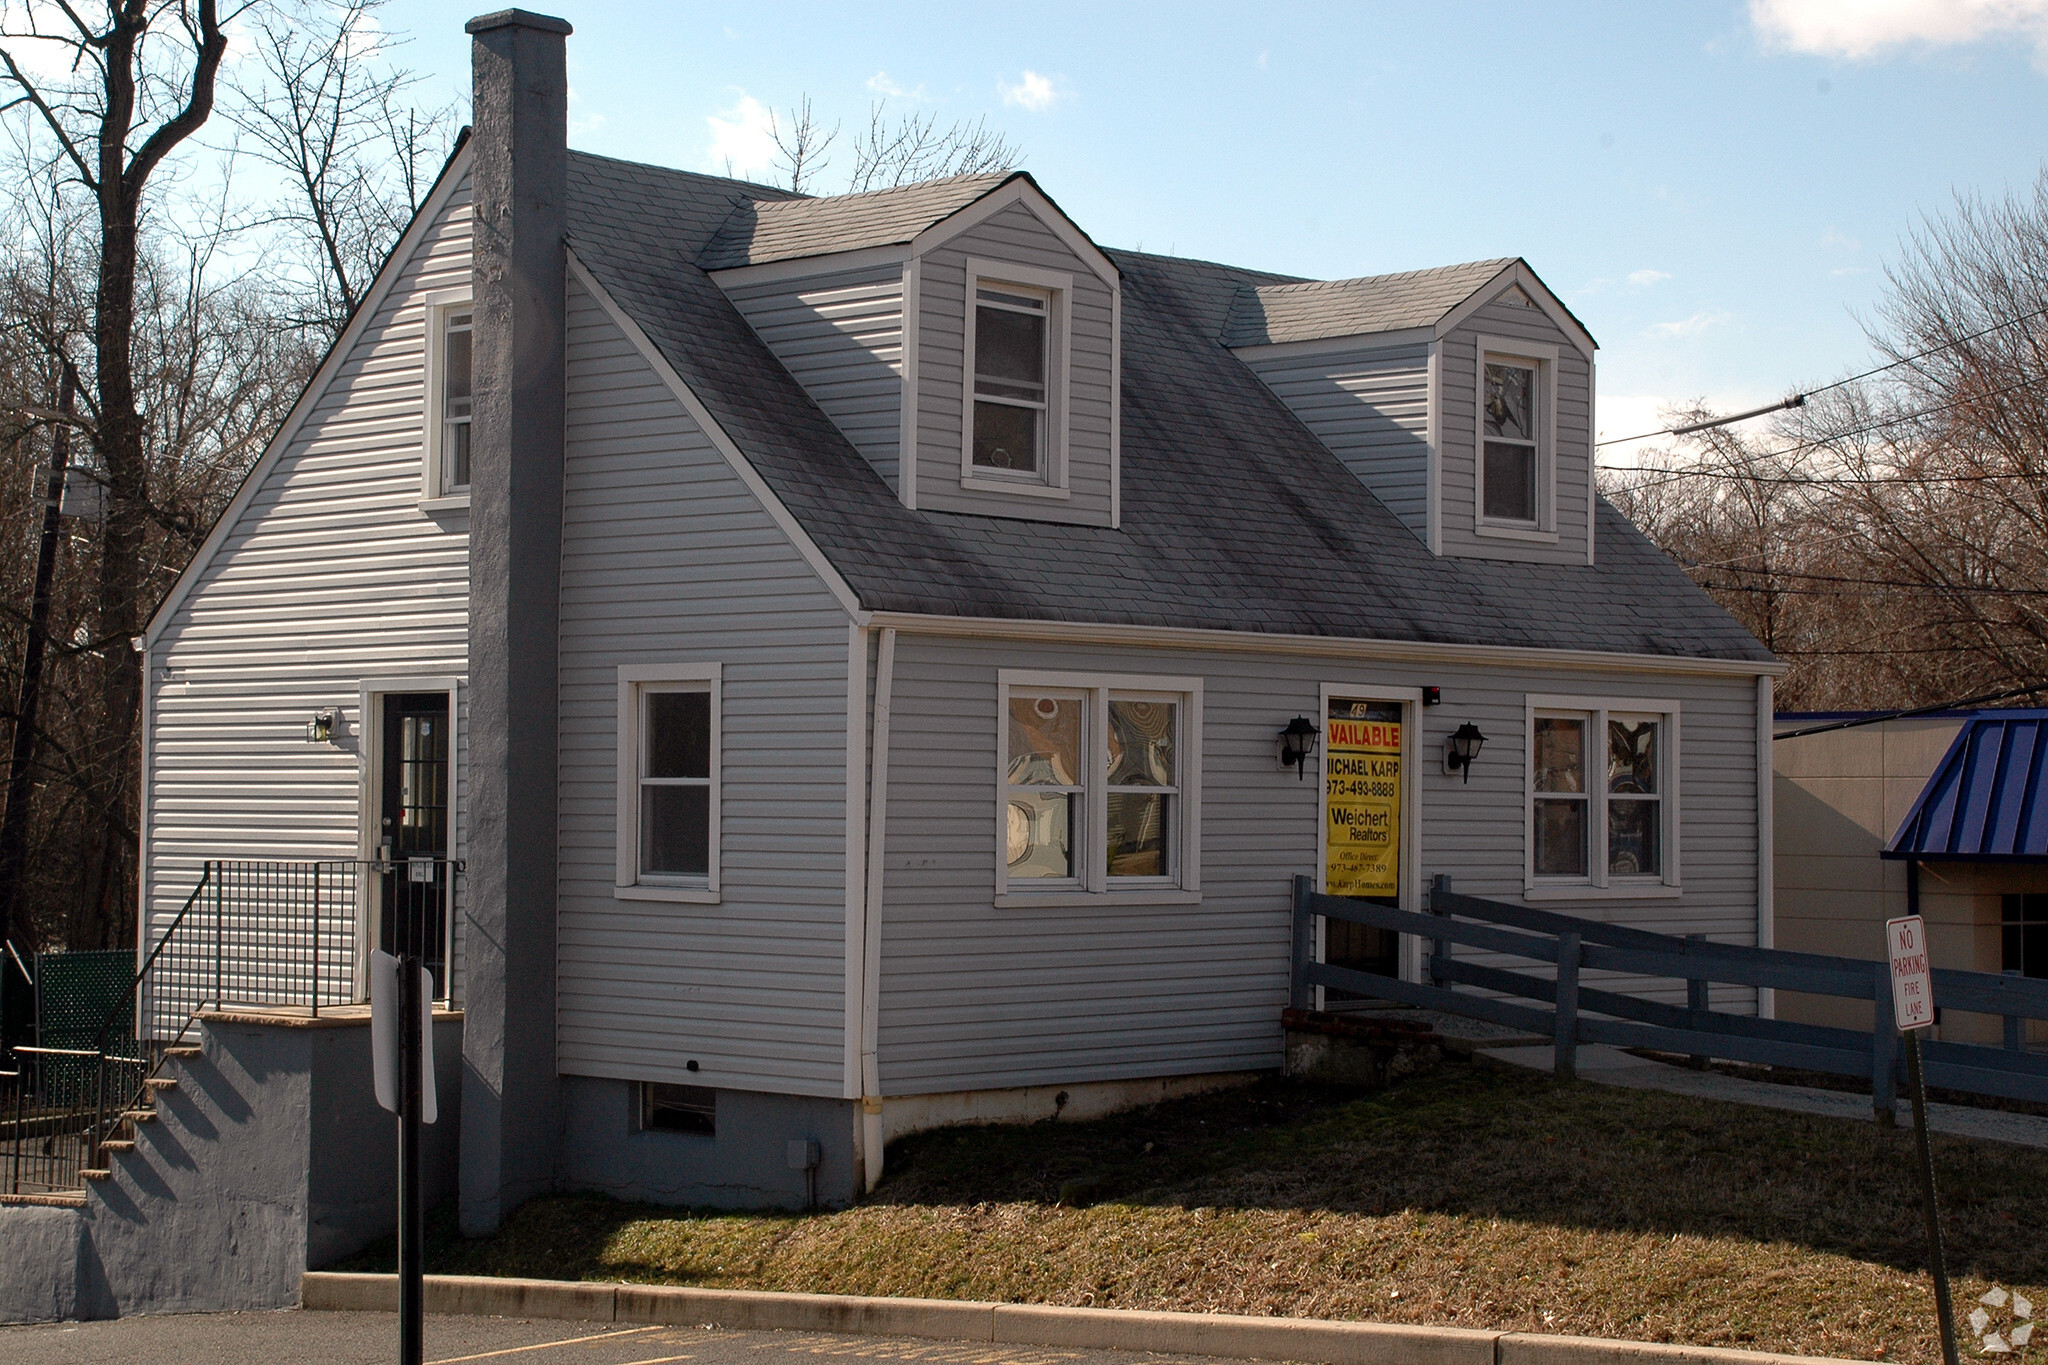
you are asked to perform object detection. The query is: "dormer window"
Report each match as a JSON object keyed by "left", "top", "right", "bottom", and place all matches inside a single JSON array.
[
  {"left": 973, "top": 285, "right": 1048, "bottom": 473},
  {"left": 961, "top": 258, "right": 1072, "bottom": 498},
  {"left": 1482, "top": 361, "right": 1536, "bottom": 523},
  {"left": 421, "top": 288, "right": 474, "bottom": 507},
  {"left": 1473, "top": 336, "right": 1559, "bottom": 540}
]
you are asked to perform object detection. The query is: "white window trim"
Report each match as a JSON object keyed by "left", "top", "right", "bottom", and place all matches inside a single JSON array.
[
  {"left": 1474, "top": 335, "right": 1558, "bottom": 541},
  {"left": 1524, "top": 693, "right": 1681, "bottom": 899},
  {"left": 961, "top": 257, "right": 1073, "bottom": 497},
  {"left": 616, "top": 663, "right": 721, "bottom": 904},
  {"left": 421, "top": 287, "right": 473, "bottom": 510},
  {"left": 994, "top": 668, "right": 1202, "bottom": 902}
]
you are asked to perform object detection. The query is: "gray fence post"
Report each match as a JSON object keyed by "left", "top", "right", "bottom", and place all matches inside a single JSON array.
[
  {"left": 1685, "top": 933, "right": 1709, "bottom": 1070},
  {"left": 1429, "top": 874, "right": 1449, "bottom": 988},
  {"left": 1873, "top": 961, "right": 1898, "bottom": 1124},
  {"left": 1289, "top": 875, "right": 1314, "bottom": 1011},
  {"left": 1555, "top": 930, "right": 1581, "bottom": 1082},
  {"left": 2006, "top": 969, "right": 2024, "bottom": 1052}
]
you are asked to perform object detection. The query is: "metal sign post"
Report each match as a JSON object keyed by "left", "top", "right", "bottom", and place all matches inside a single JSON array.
[
  {"left": 371, "top": 947, "right": 436, "bottom": 1365},
  {"left": 1888, "top": 915, "right": 1958, "bottom": 1365}
]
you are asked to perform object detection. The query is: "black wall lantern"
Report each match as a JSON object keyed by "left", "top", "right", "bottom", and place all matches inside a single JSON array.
[
  {"left": 306, "top": 709, "right": 335, "bottom": 744},
  {"left": 1443, "top": 722, "right": 1487, "bottom": 782},
  {"left": 1278, "top": 716, "right": 1320, "bottom": 779}
]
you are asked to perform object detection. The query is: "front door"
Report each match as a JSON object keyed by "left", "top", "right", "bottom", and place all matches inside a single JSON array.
[
  {"left": 1322, "top": 696, "right": 1405, "bottom": 986},
  {"left": 377, "top": 692, "right": 451, "bottom": 995}
]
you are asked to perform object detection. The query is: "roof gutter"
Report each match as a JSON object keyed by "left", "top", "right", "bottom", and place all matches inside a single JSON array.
[{"left": 856, "top": 610, "right": 1786, "bottom": 678}]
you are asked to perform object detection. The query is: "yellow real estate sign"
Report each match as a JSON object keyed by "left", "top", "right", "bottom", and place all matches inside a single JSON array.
[{"left": 1325, "top": 713, "right": 1401, "bottom": 897}]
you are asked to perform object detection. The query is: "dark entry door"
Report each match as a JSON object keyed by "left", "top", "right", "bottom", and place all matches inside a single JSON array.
[
  {"left": 1324, "top": 696, "right": 1403, "bottom": 986},
  {"left": 378, "top": 692, "right": 450, "bottom": 995}
]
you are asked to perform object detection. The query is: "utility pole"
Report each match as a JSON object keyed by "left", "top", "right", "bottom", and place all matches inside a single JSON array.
[{"left": 0, "top": 366, "right": 76, "bottom": 951}]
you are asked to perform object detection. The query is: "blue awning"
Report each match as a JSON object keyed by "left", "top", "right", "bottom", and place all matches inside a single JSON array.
[{"left": 1887, "top": 710, "right": 2048, "bottom": 862}]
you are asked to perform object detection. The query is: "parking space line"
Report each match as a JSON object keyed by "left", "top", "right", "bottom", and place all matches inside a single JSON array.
[{"left": 427, "top": 1326, "right": 666, "bottom": 1364}]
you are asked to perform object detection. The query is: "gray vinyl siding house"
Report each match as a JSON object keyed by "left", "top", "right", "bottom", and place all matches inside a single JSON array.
[{"left": 137, "top": 12, "right": 1780, "bottom": 1225}]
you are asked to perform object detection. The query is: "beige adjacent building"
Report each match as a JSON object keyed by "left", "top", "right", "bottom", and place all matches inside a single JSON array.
[{"left": 1774, "top": 709, "right": 2048, "bottom": 1043}]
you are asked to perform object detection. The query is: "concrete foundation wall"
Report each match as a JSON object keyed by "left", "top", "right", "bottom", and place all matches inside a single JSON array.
[
  {"left": 0, "top": 1012, "right": 461, "bottom": 1323},
  {"left": 559, "top": 1076, "right": 856, "bottom": 1210}
]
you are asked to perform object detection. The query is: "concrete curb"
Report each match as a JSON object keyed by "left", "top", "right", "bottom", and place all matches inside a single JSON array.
[{"left": 301, "top": 1273, "right": 1870, "bottom": 1365}]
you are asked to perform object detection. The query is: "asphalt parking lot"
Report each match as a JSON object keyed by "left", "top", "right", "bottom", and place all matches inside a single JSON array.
[{"left": 0, "top": 1310, "right": 1231, "bottom": 1365}]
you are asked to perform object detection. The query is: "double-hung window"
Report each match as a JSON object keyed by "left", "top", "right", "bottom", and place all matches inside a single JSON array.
[
  {"left": 422, "top": 290, "right": 473, "bottom": 504},
  {"left": 972, "top": 285, "right": 1048, "bottom": 474},
  {"left": 998, "top": 671, "right": 1201, "bottom": 899},
  {"left": 963, "top": 259, "right": 1070, "bottom": 495},
  {"left": 1527, "top": 695, "right": 1679, "bottom": 897},
  {"left": 1475, "top": 337, "right": 1557, "bottom": 537},
  {"left": 616, "top": 664, "right": 720, "bottom": 902}
]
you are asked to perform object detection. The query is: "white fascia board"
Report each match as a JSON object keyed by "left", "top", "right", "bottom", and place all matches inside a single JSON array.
[
  {"left": 911, "top": 178, "right": 1120, "bottom": 288},
  {"left": 1229, "top": 326, "right": 1437, "bottom": 362},
  {"left": 147, "top": 142, "right": 477, "bottom": 649},
  {"left": 856, "top": 610, "right": 1787, "bottom": 679},
  {"left": 567, "top": 251, "right": 864, "bottom": 620},
  {"left": 1435, "top": 260, "right": 1597, "bottom": 363},
  {"left": 707, "top": 243, "right": 910, "bottom": 290}
]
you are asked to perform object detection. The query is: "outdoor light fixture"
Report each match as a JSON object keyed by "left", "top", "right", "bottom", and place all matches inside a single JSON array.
[
  {"left": 306, "top": 709, "right": 335, "bottom": 744},
  {"left": 1278, "top": 715, "right": 1321, "bottom": 779},
  {"left": 1443, "top": 722, "right": 1487, "bottom": 782}
]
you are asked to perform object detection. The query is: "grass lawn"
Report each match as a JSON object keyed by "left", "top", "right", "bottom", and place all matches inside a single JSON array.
[{"left": 345, "top": 1055, "right": 2048, "bottom": 1363}]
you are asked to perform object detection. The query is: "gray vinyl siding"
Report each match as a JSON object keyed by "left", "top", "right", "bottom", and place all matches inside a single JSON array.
[
  {"left": 557, "top": 278, "right": 851, "bottom": 1098},
  {"left": 1440, "top": 296, "right": 1593, "bottom": 565},
  {"left": 1240, "top": 342, "right": 1431, "bottom": 542},
  {"left": 874, "top": 633, "right": 1761, "bottom": 1094},
  {"left": 143, "top": 173, "right": 475, "bottom": 1005},
  {"left": 717, "top": 261, "right": 905, "bottom": 489},
  {"left": 914, "top": 202, "right": 1117, "bottom": 525}
]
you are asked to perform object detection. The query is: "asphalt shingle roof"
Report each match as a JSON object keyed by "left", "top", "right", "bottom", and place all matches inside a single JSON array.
[
  {"left": 563, "top": 150, "right": 1771, "bottom": 665},
  {"left": 1221, "top": 260, "right": 1518, "bottom": 347},
  {"left": 696, "top": 172, "right": 1015, "bottom": 269}
]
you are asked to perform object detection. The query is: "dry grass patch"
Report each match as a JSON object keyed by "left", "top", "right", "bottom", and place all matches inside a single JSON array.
[{"left": 350, "top": 1059, "right": 2048, "bottom": 1363}]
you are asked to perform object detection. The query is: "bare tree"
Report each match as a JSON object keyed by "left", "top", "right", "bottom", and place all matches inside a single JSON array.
[
  {"left": 846, "top": 101, "right": 1018, "bottom": 193},
  {"left": 1602, "top": 168, "right": 2048, "bottom": 712},
  {"left": 762, "top": 95, "right": 1021, "bottom": 196},
  {"left": 769, "top": 94, "right": 835, "bottom": 196},
  {"left": 229, "top": 0, "right": 457, "bottom": 341},
  {"left": 0, "top": 0, "right": 237, "bottom": 949}
]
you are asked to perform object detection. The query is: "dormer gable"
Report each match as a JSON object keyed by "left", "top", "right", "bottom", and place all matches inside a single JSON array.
[
  {"left": 1227, "top": 259, "right": 1599, "bottom": 566},
  {"left": 706, "top": 174, "right": 1121, "bottom": 528}
]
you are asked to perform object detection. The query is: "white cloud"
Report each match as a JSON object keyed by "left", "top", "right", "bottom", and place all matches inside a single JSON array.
[
  {"left": 1627, "top": 269, "right": 1673, "bottom": 287},
  {"left": 1820, "top": 225, "right": 1860, "bottom": 251},
  {"left": 1648, "top": 311, "right": 1734, "bottom": 338},
  {"left": 1596, "top": 391, "right": 1776, "bottom": 468},
  {"left": 1751, "top": 0, "right": 2048, "bottom": 65},
  {"left": 706, "top": 94, "right": 778, "bottom": 182},
  {"left": 1000, "top": 70, "right": 1062, "bottom": 112},
  {"left": 866, "top": 70, "right": 927, "bottom": 99}
]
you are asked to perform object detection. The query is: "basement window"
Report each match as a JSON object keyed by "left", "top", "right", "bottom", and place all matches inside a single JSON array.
[{"left": 641, "top": 1082, "right": 716, "bottom": 1136}]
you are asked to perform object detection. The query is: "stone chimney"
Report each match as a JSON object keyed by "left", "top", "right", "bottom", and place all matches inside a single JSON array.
[{"left": 461, "top": 7, "right": 570, "bottom": 1237}]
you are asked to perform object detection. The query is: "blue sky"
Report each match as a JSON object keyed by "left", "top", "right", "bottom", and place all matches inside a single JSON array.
[{"left": 382, "top": 0, "right": 2048, "bottom": 463}]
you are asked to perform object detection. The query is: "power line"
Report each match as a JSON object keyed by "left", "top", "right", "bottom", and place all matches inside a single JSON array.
[
  {"left": 1599, "top": 372, "right": 2048, "bottom": 493},
  {"left": 1773, "top": 679, "right": 2048, "bottom": 738},
  {"left": 1702, "top": 580, "right": 2048, "bottom": 598},
  {"left": 1701, "top": 567, "right": 2048, "bottom": 594},
  {"left": 1595, "top": 301, "right": 2048, "bottom": 449}
]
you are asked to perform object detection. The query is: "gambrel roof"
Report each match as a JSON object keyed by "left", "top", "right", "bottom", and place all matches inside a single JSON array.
[{"left": 564, "top": 150, "right": 1771, "bottom": 664}]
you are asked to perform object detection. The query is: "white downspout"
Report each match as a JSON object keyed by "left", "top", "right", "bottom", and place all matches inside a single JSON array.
[
  {"left": 860, "top": 627, "right": 897, "bottom": 1191},
  {"left": 1756, "top": 673, "right": 1776, "bottom": 1019}
]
